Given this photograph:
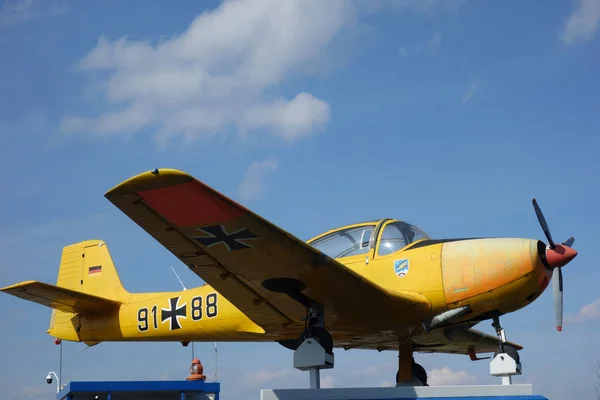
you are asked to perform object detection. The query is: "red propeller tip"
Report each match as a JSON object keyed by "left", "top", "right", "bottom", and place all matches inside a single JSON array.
[
  {"left": 557, "top": 326, "right": 562, "bottom": 332},
  {"left": 546, "top": 244, "right": 578, "bottom": 269}
]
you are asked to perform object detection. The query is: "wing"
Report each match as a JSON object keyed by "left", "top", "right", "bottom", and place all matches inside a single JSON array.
[
  {"left": 337, "top": 325, "right": 523, "bottom": 355},
  {"left": 104, "top": 168, "right": 431, "bottom": 336},
  {"left": 1, "top": 281, "right": 121, "bottom": 314}
]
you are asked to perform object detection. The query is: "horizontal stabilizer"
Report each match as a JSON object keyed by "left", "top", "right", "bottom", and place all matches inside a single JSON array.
[{"left": 1, "top": 280, "right": 121, "bottom": 314}]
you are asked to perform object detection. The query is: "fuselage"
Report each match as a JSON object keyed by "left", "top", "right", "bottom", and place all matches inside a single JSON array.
[
  {"left": 64, "top": 218, "right": 552, "bottom": 344},
  {"left": 69, "top": 284, "right": 270, "bottom": 344}
]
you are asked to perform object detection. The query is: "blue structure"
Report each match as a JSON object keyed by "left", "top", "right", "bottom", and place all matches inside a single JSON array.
[{"left": 57, "top": 380, "right": 220, "bottom": 400}]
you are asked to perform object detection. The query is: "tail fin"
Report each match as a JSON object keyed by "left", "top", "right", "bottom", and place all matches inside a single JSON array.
[
  {"left": 55, "top": 239, "right": 129, "bottom": 300},
  {"left": 0, "top": 239, "right": 129, "bottom": 342}
]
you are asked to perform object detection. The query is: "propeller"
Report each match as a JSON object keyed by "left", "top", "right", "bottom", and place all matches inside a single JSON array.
[{"left": 532, "top": 199, "right": 578, "bottom": 332}]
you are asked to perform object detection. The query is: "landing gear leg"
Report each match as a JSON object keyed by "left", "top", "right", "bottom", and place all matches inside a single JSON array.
[
  {"left": 293, "top": 304, "right": 334, "bottom": 389},
  {"left": 491, "top": 315, "right": 507, "bottom": 353},
  {"left": 395, "top": 343, "right": 428, "bottom": 387},
  {"left": 490, "top": 316, "right": 522, "bottom": 385}
]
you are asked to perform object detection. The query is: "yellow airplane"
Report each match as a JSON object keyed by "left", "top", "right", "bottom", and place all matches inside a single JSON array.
[{"left": 1, "top": 168, "right": 578, "bottom": 386}]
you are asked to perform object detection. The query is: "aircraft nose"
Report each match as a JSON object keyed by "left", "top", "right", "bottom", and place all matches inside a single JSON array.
[
  {"left": 440, "top": 238, "right": 537, "bottom": 306},
  {"left": 545, "top": 244, "right": 577, "bottom": 269}
]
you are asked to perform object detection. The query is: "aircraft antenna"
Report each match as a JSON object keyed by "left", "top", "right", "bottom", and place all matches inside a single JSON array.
[
  {"left": 169, "top": 264, "right": 187, "bottom": 291},
  {"left": 214, "top": 342, "right": 219, "bottom": 382}
]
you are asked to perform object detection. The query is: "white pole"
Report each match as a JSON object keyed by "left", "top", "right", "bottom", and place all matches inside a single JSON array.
[
  {"left": 309, "top": 368, "right": 320, "bottom": 389},
  {"left": 48, "top": 372, "right": 60, "bottom": 394},
  {"left": 58, "top": 341, "right": 62, "bottom": 389}
]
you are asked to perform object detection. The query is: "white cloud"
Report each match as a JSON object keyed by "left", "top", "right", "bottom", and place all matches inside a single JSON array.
[
  {"left": 461, "top": 77, "right": 481, "bottom": 105},
  {"left": 562, "top": 0, "right": 600, "bottom": 45},
  {"left": 60, "top": 0, "right": 352, "bottom": 146},
  {"left": 414, "top": 29, "right": 442, "bottom": 54},
  {"left": 59, "top": 0, "right": 470, "bottom": 147},
  {"left": 238, "top": 157, "right": 279, "bottom": 201},
  {"left": 363, "top": 362, "right": 394, "bottom": 377},
  {"left": 0, "top": 0, "right": 66, "bottom": 27},
  {"left": 0, "top": 0, "right": 34, "bottom": 26},
  {"left": 427, "top": 366, "right": 476, "bottom": 386},
  {"left": 360, "top": 0, "right": 468, "bottom": 14},
  {"left": 246, "top": 367, "right": 293, "bottom": 384},
  {"left": 239, "top": 93, "right": 330, "bottom": 142},
  {"left": 321, "top": 375, "right": 335, "bottom": 388},
  {"left": 561, "top": 0, "right": 600, "bottom": 45},
  {"left": 428, "top": 29, "right": 442, "bottom": 50},
  {"left": 565, "top": 297, "right": 600, "bottom": 324}
]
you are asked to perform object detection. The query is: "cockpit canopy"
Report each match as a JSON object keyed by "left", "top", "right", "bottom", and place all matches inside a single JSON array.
[{"left": 307, "top": 219, "right": 431, "bottom": 259}]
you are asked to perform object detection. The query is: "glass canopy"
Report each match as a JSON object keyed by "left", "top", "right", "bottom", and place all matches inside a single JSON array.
[{"left": 308, "top": 219, "right": 430, "bottom": 259}]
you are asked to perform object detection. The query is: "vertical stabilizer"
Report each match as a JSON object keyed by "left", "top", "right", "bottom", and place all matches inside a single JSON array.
[{"left": 48, "top": 240, "right": 129, "bottom": 340}]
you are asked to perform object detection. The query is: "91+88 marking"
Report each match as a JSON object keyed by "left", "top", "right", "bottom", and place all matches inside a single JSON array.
[{"left": 137, "top": 293, "right": 218, "bottom": 332}]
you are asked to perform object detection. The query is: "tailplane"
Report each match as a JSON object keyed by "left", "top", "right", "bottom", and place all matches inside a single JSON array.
[{"left": 0, "top": 239, "right": 129, "bottom": 342}]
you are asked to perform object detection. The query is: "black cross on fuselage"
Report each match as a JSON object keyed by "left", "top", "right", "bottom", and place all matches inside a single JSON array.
[
  {"left": 161, "top": 297, "right": 186, "bottom": 330},
  {"left": 192, "top": 224, "right": 258, "bottom": 251}
]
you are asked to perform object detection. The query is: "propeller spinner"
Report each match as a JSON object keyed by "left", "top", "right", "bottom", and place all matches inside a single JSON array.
[{"left": 532, "top": 199, "right": 578, "bottom": 332}]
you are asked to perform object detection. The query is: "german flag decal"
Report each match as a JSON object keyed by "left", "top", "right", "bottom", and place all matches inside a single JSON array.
[{"left": 88, "top": 265, "right": 102, "bottom": 276}]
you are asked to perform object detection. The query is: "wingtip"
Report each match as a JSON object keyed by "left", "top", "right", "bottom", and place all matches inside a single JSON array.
[
  {"left": 0, "top": 280, "right": 39, "bottom": 292},
  {"left": 104, "top": 168, "right": 193, "bottom": 198},
  {"left": 557, "top": 326, "right": 562, "bottom": 332}
]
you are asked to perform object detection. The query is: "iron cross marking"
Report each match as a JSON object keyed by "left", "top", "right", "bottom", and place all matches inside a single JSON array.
[
  {"left": 192, "top": 224, "right": 258, "bottom": 251},
  {"left": 161, "top": 297, "right": 187, "bottom": 330}
]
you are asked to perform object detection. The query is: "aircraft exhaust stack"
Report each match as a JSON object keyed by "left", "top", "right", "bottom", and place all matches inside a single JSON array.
[{"left": 422, "top": 305, "right": 471, "bottom": 332}]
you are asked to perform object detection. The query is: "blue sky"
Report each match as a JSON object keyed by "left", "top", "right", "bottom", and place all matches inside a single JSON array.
[{"left": 1, "top": 0, "right": 599, "bottom": 399}]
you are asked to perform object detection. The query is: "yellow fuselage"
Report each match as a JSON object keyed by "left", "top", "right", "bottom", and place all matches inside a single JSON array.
[{"left": 65, "top": 234, "right": 551, "bottom": 345}]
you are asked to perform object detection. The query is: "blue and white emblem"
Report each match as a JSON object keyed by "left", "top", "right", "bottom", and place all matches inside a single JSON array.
[{"left": 394, "top": 259, "right": 409, "bottom": 278}]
